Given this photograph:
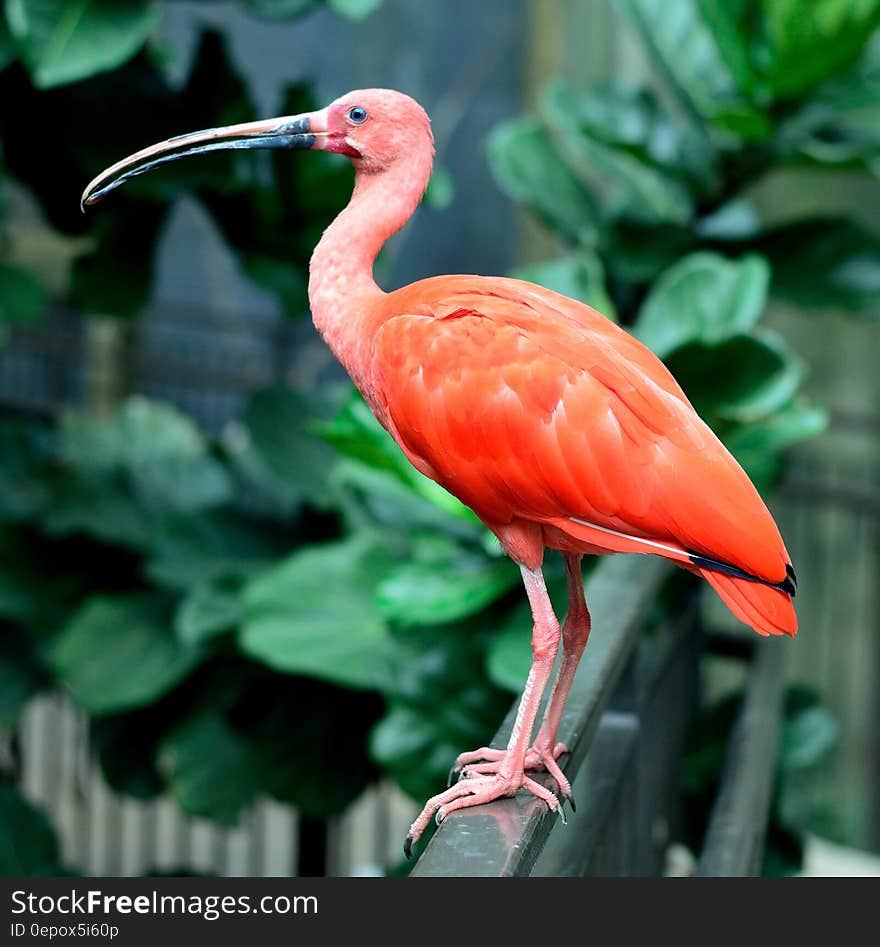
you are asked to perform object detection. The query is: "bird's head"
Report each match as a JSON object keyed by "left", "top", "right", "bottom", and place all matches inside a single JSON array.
[{"left": 80, "top": 87, "right": 433, "bottom": 209}]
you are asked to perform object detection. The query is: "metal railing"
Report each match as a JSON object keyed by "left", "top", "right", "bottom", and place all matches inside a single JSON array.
[{"left": 411, "top": 555, "right": 786, "bottom": 877}]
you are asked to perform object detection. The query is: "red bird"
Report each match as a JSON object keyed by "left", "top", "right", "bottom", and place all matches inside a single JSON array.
[{"left": 83, "top": 89, "right": 797, "bottom": 857}]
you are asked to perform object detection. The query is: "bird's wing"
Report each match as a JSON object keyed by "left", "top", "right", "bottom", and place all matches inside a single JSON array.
[{"left": 371, "top": 279, "right": 789, "bottom": 585}]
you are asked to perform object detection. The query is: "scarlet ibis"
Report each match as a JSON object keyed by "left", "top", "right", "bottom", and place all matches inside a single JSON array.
[{"left": 82, "top": 89, "right": 797, "bottom": 858}]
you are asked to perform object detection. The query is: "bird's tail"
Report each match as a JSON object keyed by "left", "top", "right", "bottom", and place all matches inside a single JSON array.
[{"left": 697, "top": 567, "right": 797, "bottom": 637}]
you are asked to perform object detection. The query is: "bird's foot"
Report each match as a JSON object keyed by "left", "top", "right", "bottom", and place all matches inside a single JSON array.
[
  {"left": 404, "top": 766, "right": 563, "bottom": 859},
  {"left": 448, "top": 741, "right": 571, "bottom": 800}
]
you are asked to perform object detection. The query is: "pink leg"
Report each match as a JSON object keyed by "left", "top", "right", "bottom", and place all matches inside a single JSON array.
[
  {"left": 448, "top": 555, "right": 590, "bottom": 804},
  {"left": 405, "top": 564, "right": 561, "bottom": 858},
  {"left": 529, "top": 554, "right": 591, "bottom": 801}
]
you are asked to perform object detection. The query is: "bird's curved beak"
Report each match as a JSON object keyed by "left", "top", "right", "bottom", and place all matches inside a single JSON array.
[{"left": 80, "top": 108, "right": 328, "bottom": 210}]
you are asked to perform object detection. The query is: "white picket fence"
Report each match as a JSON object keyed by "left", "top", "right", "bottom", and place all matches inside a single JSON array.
[{"left": 17, "top": 694, "right": 417, "bottom": 877}]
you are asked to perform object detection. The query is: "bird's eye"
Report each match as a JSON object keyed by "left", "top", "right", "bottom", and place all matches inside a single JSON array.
[{"left": 348, "top": 106, "right": 368, "bottom": 124}]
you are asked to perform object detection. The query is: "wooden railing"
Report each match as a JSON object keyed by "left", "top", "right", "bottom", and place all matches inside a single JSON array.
[{"left": 411, "top": 555, "right": 786, "bottom": 877}]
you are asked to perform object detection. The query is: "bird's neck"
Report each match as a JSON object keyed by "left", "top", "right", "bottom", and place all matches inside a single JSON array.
[{"left": 308, "top": 153, "right": 432, "bottom": 380}]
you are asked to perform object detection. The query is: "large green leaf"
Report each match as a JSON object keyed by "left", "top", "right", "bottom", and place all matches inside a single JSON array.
[
  {"left": 5, "top": 0, "right": 159, "bottom": 89},
  {"left": 724, "top": 400, "right": 828, "bottom": 488},
  {"left": 375, "top": 540, "right": 518, "bottom": 628},
  {"left": 144, "top": 510, "right": 285, "bottom": 591},
  {"left": 541, "top": 82, "right": 694, "bottom": 226},
  {"left": 487, "top": 116, "right": 599, "bottom": 245},
  {"left": 0, "top": 783, "right": 66, "bottom": 875},
  {"left": 758, "top": 0, "right": 880, "bottom": 99},
  {"left": 666, "top": 330, "right": 805, "bottom": 425},
  {"left": 240, "top": 538, "right": 398, "bottom": 690},
  {"left": 318, "top": 389, "right": 479, "bottom": 526},
  {"left": 174, "top": 574, "right": 243, "bottom": 645},
  {"left": 60, "top": 398, "right": 233, "bottom": 513},
  {"left": 237, "top": 386, "right": 339, "bottom": 511},
  {"left": 636, "top": 252, "right": 770, "bottom": 357},
  {"left": 615, "top": 0, "right": 756, "bottom": 129},
  {"left": 511, "top": 253, "right": 618, "bottom": 322},
  {"left": 333, "top": 461, "right": 483, "bottom": 543},
  {"left": 779, "top": 37, "right": 880, "bottom": 168},
  {"left": 485, "top": 598, "right": 534, "bottom": 693},
  {"left": 158, "top": 708, "right": 267, "bottom": 826},
  {"left": 52, "top": 594, "right": 201, "bottom": 714},
  {"left": 751, "top": 217, "right": 880, "bottom": 314}
]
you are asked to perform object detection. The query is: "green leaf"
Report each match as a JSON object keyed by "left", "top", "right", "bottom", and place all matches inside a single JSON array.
[
  {"left": 326, "top": 0, "right": 383, "bottom": 20},
  {"left": 759, "top": 0, "right": 880, "bottom": 99},
  {"left": 752, "top": 217, "right": 880, "bottom": 315},
  {"left": 158, "top": 708, "right": 266, "bottom": 826},
  {"left": 724, "top": 400, "right": 828, "bottom": 487},
  {"left": 238, "top": 386, "right": 338, "bottom": 510},
  {"left": 175, "top": 575, "right": 242, "bottom": 645},
  {"left": 487, "top": 116, "right": 599, "bottom": 245},
  {"left": 60, "top": 398, "right": 233, "bottom": 513},
  {"left": 0, "top": 783, "right": 66, "bottom": 875},
  {"left": 665, "top": 330, "right": 804, "bottom": 423},
  {"left": 240, "top": 538, "right": 398, "bottom": 690},
  {"left": 694, "top": 0, "right": 760, "bottom": 95},
  {"left": 636, "top": 252, "right": 770, "bottom": 357},
  {"left": 318, "top": 389, "right": 479, "bottom": 526},
  {"left": 144, "top": 510, "right": 283, "bottom": 591},
  {"left": 486, "top": 598, "right": 534, "bottom": 692},
  {"left": 779, "top": 39, "right": 880, "bottom": 167},
  {"left": 615, "top": 0, "right": 754, "bottom": 126},
  {"left": 782, "top": 704, "right": 839, "bottom": 770},
  {"left": 53, "top": 594, "right": 201, "bottom": 714},
  {"left": 0, "top": 262, "right": 48, "bottom": 338},
  {"left": 376, "top": 542, "right": 518, "bottom": 627},
  {"left": 5, "top": 0, "right": 160, "bottom": 89},
  {"left": 333, "top": 461, "right": 483, "bottom": 543},
  {"left": 541, "top": 82, "right": 694, "bottom": 226},
  {"left": 511, "top": 253, "right": 618, "bottom": 322}
]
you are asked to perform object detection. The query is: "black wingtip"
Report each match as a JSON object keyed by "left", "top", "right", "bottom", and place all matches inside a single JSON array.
[
  {"left": 403, "top": 835, "right": 413, "bottom": 860},
  {"left": 688, "top": 550, "right": 797, "bottom": 598}
]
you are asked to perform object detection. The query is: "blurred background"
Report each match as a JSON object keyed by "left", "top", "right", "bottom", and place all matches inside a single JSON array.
[{"left": 0, "top": 0, "right": 878, "bottom": 877}]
